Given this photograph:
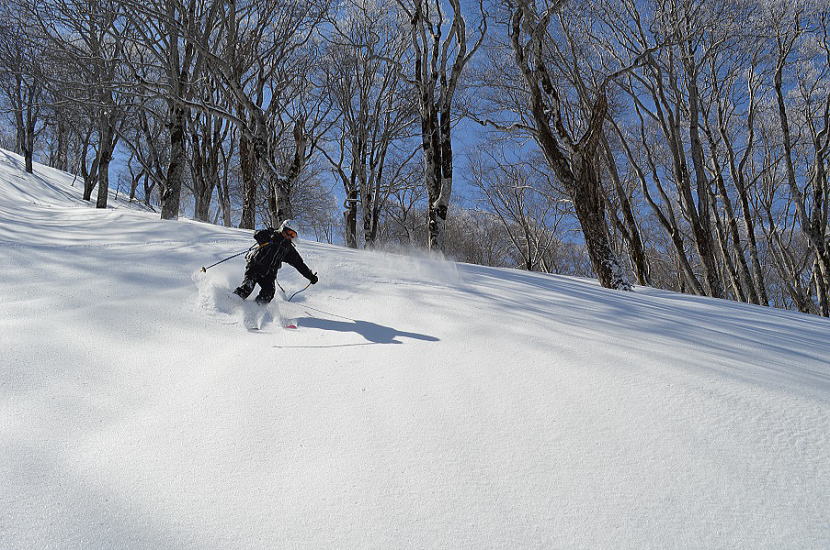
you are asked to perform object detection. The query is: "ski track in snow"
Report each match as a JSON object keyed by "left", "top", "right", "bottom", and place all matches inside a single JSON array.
[{"left": 1, "top": 149, "right": 829, "bottom": 549}]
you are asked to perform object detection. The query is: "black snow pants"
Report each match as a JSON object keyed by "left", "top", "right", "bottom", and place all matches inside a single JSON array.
[{"left": 233, "top": 271, "right": 276, "bottom": 304}]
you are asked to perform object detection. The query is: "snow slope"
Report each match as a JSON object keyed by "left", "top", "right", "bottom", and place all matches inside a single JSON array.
[{"left": 1, "top": 149, "right": 828, "bottom": 549}]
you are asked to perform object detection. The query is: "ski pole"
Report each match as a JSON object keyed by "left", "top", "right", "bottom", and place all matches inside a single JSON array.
[
  {"left": 285, "top": 281, "right": 312, "bottom": 301},
  {"left": 276, "top": 273, "right": 316, "bottom": 301},
  {"left": 200, "top": 245, "right": 255, "bottom": 272}
]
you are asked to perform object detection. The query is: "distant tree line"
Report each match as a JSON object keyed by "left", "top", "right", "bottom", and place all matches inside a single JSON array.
[{"left": 1, "top": 0, "right": 828, "bottom": 316}]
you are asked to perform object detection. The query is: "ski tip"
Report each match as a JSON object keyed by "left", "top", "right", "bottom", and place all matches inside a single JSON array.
[{"left": 284, "top": 324, "right": 298, "bottom": 329}]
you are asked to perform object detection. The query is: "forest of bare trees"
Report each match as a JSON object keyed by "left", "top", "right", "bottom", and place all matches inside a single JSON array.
[{"left": 1, "top": 0, "right": 829, "bottom": 316}]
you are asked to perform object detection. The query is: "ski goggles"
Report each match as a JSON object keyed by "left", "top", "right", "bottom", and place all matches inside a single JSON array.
[{"left": 283, "top": 228, "right": 298, "bottom": 239}]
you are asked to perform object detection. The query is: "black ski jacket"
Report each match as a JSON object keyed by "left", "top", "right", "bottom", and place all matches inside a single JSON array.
[{"left": 245, "top": 228, "right": 315, "bottom": 281}]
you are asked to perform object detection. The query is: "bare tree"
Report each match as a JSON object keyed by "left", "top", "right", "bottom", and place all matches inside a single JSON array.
[
  {"left": 503, "top": 0, "right": 632, "bottom": 289},
  {"left": 44, "top": 100, "right": 76, "bottom": 172},
  {"left": 767, "top": 4, "right": 830, "bottom": 316},
  {"left": 0, "top": 8, "right": 47, "bottom": 173},
  {"left": 119, "top": 0, "right": 224, "bottom": 220},
  {"left": 19, "top": 0, "right": 132, "bottom": 208},
  {"left": 469, "top": 145, "right": 565, "bottom": 271},
  {"left": 443, "top": 207, "right": 514, "bottom": 265},
  {"left": 319, "top": 0, "right": 418, "bottom": 248},
  {"left": 188, "top": 76, "right": 232, "bottom": 221},
  {"left": 379, "top": 166, "right": 427, "bottom": 248},
  {"left": 393, "top": 0, "right": 487, "bottom": 251},
  {"left": 181, "top": 0, "right": 332, "bottom": 229},
  {"left": 117, "top": 94, "right": 170, "bottom": 208}
]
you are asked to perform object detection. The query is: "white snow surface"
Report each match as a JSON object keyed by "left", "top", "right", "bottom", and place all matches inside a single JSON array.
[{"left": 1, "top": 149, "right": 829, "bottom": 549}]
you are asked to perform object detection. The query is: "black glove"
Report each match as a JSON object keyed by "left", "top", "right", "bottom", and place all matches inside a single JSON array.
[{"left": 309, "top": 273, "right": 318, "bottom": 285}]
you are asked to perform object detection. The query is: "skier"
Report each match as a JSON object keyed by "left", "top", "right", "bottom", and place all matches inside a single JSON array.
[{"left": 233, "top": 220, "right": 318, "bottom": 305}]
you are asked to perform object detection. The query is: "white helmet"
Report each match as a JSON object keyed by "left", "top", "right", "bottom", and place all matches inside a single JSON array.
[{"left": 278, "top": 219, "right": 297, "bottom": 237}]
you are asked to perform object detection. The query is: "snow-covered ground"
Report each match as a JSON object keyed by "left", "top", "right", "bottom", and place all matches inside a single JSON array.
[{"left": 1, "top": 148, "right": 828, "bottom": 549}]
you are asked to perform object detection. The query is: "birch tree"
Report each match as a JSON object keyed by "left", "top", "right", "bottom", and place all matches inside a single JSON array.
[{"left": 394, "top": 0, "right": 487, "bottom": 251}]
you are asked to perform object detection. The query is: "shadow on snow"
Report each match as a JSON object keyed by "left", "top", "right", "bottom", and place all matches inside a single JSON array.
[{"left": 295, "top": 315, "right": 440, "bottom": 345}]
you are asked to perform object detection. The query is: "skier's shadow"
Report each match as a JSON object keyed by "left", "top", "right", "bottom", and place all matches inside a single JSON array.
[{"left": 295, "top": 316, "right": 439, "bottom": 345}]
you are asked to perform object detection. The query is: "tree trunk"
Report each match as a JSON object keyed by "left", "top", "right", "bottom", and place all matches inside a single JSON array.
[
  {"left": 537, "top": 127, "right": 629, "bottom": 290},
  {"left": 54, "top": 119, "right": 69, "bottom": 172},
  {"left": 161, "top": 104, "right": 186, "bottom": 220},
  {"left": 23, "top": 89, "right": 37, "bottom": 174},
  {"left": 23, "top": 148, "right": 33, "bottom": 174},
  {"left": 94, "top": 113, "right": 116, "bottom": 209},
  {"left": 82, "top": 149, "right": 98, "bottom": 202},
  {"left": 95, "top": 147, "right": 112, "bottom": 209},
  {"left": 239, "top": 133, "right": 257, "bottom": 229},
  {"left": 129, "top": 169, "right": 141, "bottom": 201},
  {"left": 267, "top": 178, "right": 279, "bottom": 226},
  {"left": 190, "top": 128, "right": 220, "bottom": 222},
  {"left": 570, "top": 156, "right": 630, "bottom": 290},
  {"left": 272, "top": 177, "right": 293, "bottom": 224},
  {"left": 12, "top": 82, "right": 34, "bottom": 174},
  {"left": 422, "top": 107, "right": 448, "bottom": 251},
  {"left": 431, "top": 106, "right": 455, "bottom": 251},
  {"left": 143, "top": 173, "right": 155, "bottom": 207},
  {"left": 602, "top": 138, "right": 650, "bottom": 285},
  {"left": 218, "top": 174, "right": 231, "bottom": 227},
  {"left": 509, "top": 5, "right": 630, "bottom": 290},
  {"left": 682, "top": 53, "right": 723, "bottom": 298},
  {"left": 405, "top": 0, "right": 482, "bottom": 252},
  {"left": 362, "top": 187, "right": 374, "bottom": 249},
  {"left": 268, "top": 120, "right": 307, "bottom": 226},
  {"left": 194, "top": 187, "right": 212, "bottom": 221},
  {"left": 344, "top": 185, "right": 358, "bottom": 248},
  {"left": 775, "top": 59, "right": 830, "bottom": 316},
  {"left": 366, "top": 161, "right": 385, "bottom": 246}
]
